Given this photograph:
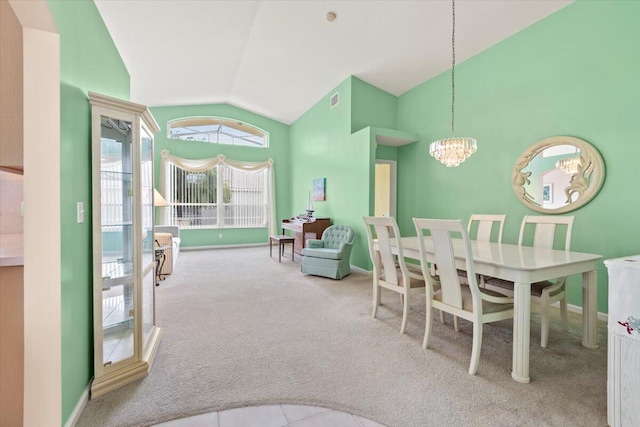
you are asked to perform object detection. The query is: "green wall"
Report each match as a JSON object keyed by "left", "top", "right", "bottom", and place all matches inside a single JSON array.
[
  {"left": 151, "top": 104, "right": 291, "bottom": 247},
  {"left": 290, "top": 77, "right": 401, "bottom": 269},
  {"left": 48, "top": 0, "right": 131, "bottom": 423},
  {"left": 291, "top": 78, "right": 360, "bottom": 264},
  {"left": 375, "top": 144, "right": 399, "bottom": 162},
  {"left": 351, "top": 77, "right": 397, "bottom": 133},
  {"left": 396, "top": 0, "right": 640, "bottom": 313}
]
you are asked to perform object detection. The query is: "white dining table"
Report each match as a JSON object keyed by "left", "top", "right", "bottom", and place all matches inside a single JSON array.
[{"left": 388, "top": 236, "right": 602, "bottom": 383}]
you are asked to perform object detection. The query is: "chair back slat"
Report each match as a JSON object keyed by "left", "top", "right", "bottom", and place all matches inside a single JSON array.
[
  {"left": 475, "top": 221, "right": 494, "bottom": 242},
  {"left": 413, "top": 218, "right": 479, "bottom": 311},
  {"left": 431, "top": 228, "right": 463, "bottom": 309},
  {"left": 376, "top": 224, "right": 399, "bottom": 286},
  {"left": 533, "top": 223, "right": 556, "bottom": 249},
  {"left": 468, "top": 214, "right": 506, "bottom": 243}
]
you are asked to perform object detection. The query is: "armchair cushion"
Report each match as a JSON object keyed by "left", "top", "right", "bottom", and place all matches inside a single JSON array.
[
  {"left": 306, "top": 239, "right": 324, "bottom": 249},
  {"left": 301, "top": 248, "right": 342, "bottom": 260}
]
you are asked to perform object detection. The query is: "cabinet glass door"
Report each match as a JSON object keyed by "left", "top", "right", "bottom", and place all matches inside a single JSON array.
[
  {"left": 100, "top": 116, "right": 135, "bottom": 366},
  {"left": 140, "top": 125, "right": 155, "bottom": 345},
  {"left": 141, "top": 125, "right": 154, "bottom": 269}
]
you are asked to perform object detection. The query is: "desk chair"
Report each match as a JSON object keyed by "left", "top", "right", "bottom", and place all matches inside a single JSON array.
[
  {"left": 413, "top": 218, "right": 514, "bottom": 375},
  {"left": 363, "top": 216, "right": 425, "bottom": 334},
  {"left": 485, "top": 215, "right": 574, "bottom": 348}
]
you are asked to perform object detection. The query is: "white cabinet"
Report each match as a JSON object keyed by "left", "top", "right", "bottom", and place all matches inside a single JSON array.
[
  {"left": 89, "top": 92, "right": 162, "bottom": 398},
  {"left": 604, "top": 255, "right": 640, "bottom": 427}
]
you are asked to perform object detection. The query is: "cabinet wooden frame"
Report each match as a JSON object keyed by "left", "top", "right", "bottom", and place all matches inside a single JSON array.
[{"left": 89, "top": 92, "right": 162, "bottom": 398}]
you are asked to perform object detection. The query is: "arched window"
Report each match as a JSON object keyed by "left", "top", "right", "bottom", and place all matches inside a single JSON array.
[{"left": 167, "top": 116, "right": 268, "bottom": 147}]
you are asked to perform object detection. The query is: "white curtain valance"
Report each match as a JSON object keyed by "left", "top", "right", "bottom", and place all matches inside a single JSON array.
[{"left": 159, "top": 149, "right": 277, "bottom": 236}]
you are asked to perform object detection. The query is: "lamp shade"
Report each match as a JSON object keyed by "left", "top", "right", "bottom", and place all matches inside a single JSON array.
[{"left": 153, "top": 189, "right": 169, "bottom": 207}]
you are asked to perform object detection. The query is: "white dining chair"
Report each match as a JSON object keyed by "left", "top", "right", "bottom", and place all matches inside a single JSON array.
[
  {"left": 484, "top": 215, "right": 574, "bottom": 348},
  {"left": 413, "top": 218, "right": 514, "bottom": 375},
  {"left": 363, "top": 216, "right": 425, "bottom": 334},
  {"left": 459, "top": 214, "right": 507, "bottom": 285}
]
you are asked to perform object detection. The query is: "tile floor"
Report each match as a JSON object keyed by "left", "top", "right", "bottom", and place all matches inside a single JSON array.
[{"left": 153, "top": 404, "right": 387, "bottom": 427}]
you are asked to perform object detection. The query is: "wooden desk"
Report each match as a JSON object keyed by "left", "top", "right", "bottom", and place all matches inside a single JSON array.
[
  {"left": 384, "top": 236, "right": 602, "bottom": 383},
  {"left": 282, "top": 218, "right": 330, "bottom": 255}
]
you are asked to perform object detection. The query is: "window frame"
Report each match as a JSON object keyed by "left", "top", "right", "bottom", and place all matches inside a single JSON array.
[
  {"left": 167, "top": 116, "right": 269, "bottom": 148},
  {"left": 167, "top": 162, "right": 268, "bottom": 230}
]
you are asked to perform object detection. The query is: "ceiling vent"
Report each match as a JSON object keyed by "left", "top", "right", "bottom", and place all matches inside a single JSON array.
[{"left": 330, "top": 92, "right": 339, "bottom": 108}]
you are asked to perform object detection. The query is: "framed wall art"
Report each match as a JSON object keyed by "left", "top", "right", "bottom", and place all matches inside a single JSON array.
[{"left": 313, "top": 178, "right": 326, "bottom": 201}]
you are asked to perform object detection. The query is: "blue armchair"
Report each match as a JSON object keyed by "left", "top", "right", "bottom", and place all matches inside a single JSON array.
[{"left": 301, "top": 225, "right": 355, "bottom": 279}]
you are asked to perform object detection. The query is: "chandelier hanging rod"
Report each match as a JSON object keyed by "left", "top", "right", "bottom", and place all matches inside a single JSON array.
[{"left": 428, "top": 0, "right": 477, "bottom": 168}]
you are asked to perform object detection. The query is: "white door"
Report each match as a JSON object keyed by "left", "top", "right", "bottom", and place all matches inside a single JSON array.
[{"left": 375, "top": 160, "right": 396, "bottom": 218}]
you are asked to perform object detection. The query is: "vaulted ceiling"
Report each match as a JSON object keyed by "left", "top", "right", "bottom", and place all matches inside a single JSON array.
[{"left": 95, "top": 0, "right": 572, "bottom": 125}]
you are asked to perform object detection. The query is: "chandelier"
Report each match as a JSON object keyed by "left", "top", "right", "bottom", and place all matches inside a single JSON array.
[
  {"left": 556, "top": 156, "right": 581, "bottom": 174},
  {"left": 429, "top": 0, "right": 477, "bottom": 167}
]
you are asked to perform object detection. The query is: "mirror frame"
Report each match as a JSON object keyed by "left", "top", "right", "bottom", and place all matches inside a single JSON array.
[{"left": 512, "top": 136, "right": 605, "bottom": 214}]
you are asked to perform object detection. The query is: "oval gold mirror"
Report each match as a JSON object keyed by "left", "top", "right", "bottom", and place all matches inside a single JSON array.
[{"left": 512, "top": 136, "right": 605, "bottom": 214}]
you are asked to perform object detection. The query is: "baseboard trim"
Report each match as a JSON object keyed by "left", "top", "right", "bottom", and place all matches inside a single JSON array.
[
  {"left": 559, "top": 301, "right": 608, "bottom": 322},
  {"left": 63, "top": 380, "right": 91, "bottom": 427},
  {"left": 182, "top": 243, "right": 266, "bottom": 251},
  {"left": 350, "top": 265, "right": 370, "bottom": 274}
]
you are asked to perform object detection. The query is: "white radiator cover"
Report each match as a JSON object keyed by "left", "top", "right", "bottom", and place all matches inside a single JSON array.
[{"left": 605, "top": 255, "right": 640, "bottom": 427}]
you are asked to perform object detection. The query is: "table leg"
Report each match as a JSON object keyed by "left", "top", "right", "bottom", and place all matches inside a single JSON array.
[
  {"left": 512, "top": 281, "right": 531, "bottom": 383},
  {"left": 582, "top": 270, "right": 598, "bottom": 349},
  {"left": 269, "top": 239, "right": 273, "bottom": 258}
]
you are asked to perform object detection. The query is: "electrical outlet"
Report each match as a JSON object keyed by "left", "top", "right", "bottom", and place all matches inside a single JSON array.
[
  {"left": 218, "top": 233, "right": 223, "bottom": 238},
  {"left": 77, "top": 202, "right": 84, "bottom": 223}
]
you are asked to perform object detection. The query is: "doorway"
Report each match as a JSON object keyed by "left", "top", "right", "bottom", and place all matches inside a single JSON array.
[{"left": 374, "top": 160, "right": 396, "bottom": 218}]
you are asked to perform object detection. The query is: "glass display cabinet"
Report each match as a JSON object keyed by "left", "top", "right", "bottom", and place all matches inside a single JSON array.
[{"left": 89, "top": 92, "right": 161, "bottom": 398}]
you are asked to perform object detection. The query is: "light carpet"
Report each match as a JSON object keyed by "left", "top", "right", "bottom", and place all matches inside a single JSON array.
[{"left": 77, "top": 246, "right": 608, "bottom": 427}]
